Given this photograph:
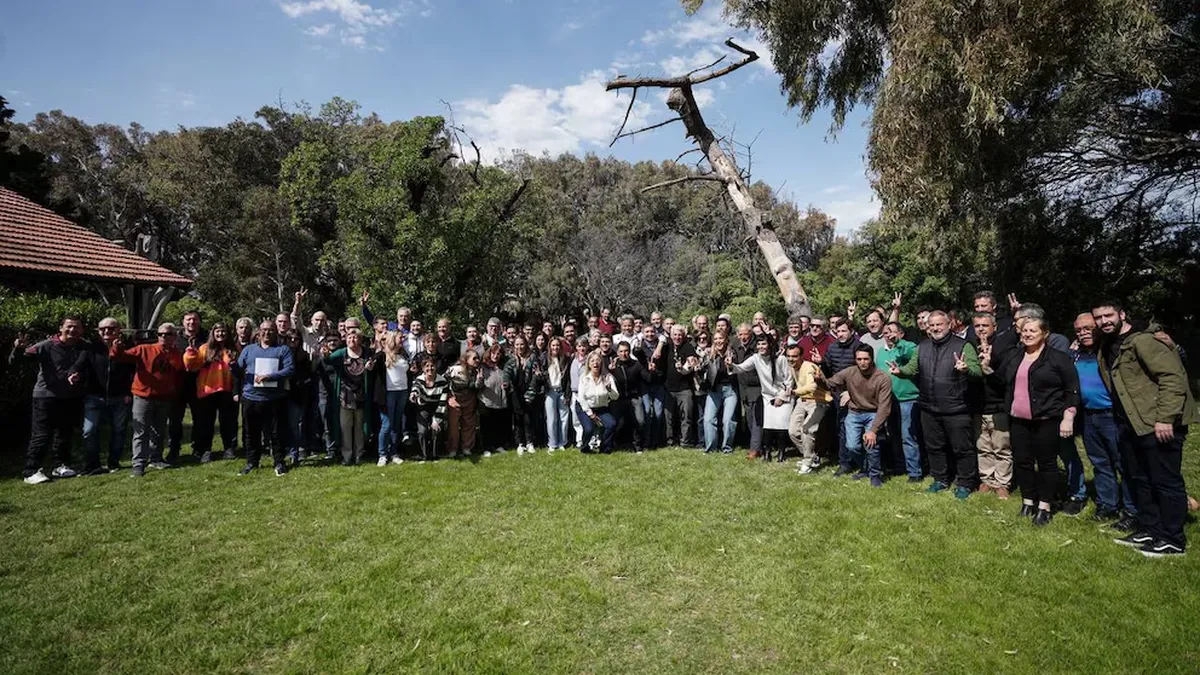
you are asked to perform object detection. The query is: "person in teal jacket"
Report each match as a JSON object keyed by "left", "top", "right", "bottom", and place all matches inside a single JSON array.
[{"left": 321, "top": 322, "right": 379, "bottom": 466}]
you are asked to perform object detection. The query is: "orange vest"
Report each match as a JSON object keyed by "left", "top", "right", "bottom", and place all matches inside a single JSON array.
[{"left": 183, "top": 344, "right": 236, "bottom": 397}]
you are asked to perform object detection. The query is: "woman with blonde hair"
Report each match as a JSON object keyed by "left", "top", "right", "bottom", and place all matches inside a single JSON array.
[
  {"left": 377, "top": 331, "right": 410, "bottom": 466},
  {"left": 577, "top": 350, "right": 620, "bottom": 454}
]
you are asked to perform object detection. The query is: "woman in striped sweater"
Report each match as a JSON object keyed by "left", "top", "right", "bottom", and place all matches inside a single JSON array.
[{"left": 409, "top": 359, "right": 448, "bottom": 461}]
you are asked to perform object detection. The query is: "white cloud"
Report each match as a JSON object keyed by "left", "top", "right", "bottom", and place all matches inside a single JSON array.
[
  {"left": 278, "top": 0, "right": 432, "bottom": 50},
  {"left": 457, "top": 71, "right": 653, "bottom": 162},
  {"left": 823, "top": 194, "right": 880, "bottom": 235},
  {"left": 642, "top": 4, "right": 728, "bottom": 46},
  {"left": 822, "top": 184, "right": 849, "bottom": 195}
]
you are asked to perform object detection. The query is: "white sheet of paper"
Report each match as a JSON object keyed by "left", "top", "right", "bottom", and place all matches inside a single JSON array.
[
  {"left": 254, "top": 357, "right": 280, "bottom": 388},
  {"left": 762, "top": 395, "right": 793, "bottom": 430}
]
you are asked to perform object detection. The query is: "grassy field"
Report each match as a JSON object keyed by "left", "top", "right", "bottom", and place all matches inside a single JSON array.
[{"left": 2, "top": 435, "right": 1200, "bottom": 674}]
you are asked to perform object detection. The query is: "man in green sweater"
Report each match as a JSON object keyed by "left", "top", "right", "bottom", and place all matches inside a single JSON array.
[
  {"left": 876, "top": 322, "right": 922, "bottom": 481},
  {"left": 1094, "top": 301, "right": 1194, "bottom": 558}
]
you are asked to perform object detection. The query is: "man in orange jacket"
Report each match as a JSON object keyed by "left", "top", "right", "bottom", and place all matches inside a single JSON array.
[{"left": 110, "top": 323, "right": 186, "bottom": 476}]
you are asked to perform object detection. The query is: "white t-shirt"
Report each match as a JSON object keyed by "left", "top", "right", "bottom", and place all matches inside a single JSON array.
[{"left": 385, "top": 358, "right": 409, "bottom": 391}]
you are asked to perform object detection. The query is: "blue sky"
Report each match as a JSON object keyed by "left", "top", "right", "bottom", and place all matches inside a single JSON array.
[{"left": 3, "top": 0, "right": 877, "bottom": 233}]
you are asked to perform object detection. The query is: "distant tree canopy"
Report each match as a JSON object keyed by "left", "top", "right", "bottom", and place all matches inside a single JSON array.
[{"left": 0, "top": 96, "right": 834, "bottom": 327}]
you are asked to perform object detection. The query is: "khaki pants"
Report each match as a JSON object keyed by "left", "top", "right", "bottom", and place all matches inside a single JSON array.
[
  {"left": 977, "top": 413, "right": 1012, "bottom": 489},
  {"left": 788, "top": 399, "right": 828, "bottom": 463}
]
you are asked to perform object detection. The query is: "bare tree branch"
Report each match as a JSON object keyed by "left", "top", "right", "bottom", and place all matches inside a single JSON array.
[
  {"left": 641, "top": 175, "right": 726, "bottom": 193},
  {"left": 610, "top": 88, "right": 639, "bottom": 147},
  {"left": 610, "top": 117, "right": 683, "bottom": 147},
  {"left": 605, "top": 39, "right": 759, "bottom": 91}
]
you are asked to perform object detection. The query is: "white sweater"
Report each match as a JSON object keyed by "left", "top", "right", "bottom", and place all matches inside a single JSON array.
[
  {"left": 732, "top": 353, "right": 794, "bottom": 402},
  {"left": 577, "top": 373, "right": 619, "bottom": 414}
]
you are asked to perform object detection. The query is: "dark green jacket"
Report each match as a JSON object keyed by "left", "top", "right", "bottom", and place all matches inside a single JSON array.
[{"left": 1097, "top": 329, "right": 1195, "bottom": 437}]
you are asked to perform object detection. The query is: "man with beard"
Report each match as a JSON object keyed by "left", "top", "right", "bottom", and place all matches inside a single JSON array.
[
  {"left": 819, "top": 320, "right": 861, "bottom": 477},
  {"left": 891, "top": 310, "right": 982, "bottom": 499},
  {"left": 1093, "top": 301, "right": 1194, "bottom": 557},
  {"left": 168, "top": 310, "right": 207, "bottom": 463}
]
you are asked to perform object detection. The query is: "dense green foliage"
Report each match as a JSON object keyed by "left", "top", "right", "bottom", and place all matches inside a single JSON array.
[
  {"left": 697, "top": 0, "right": 1198, "bottom": 341},
  {"left": 0, "top": 97, "right": 833, "bottom": 327},
  {"left": 2, "top": 442, "right": 1199, "bottom": 673}
]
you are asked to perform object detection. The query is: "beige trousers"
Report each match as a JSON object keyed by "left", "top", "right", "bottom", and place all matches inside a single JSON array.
[
  {"left": 977, "top": 413, "right": 1013, "bottom": 488},
  {"left": 788, "top": 400, "right": 828, "bottom": 462}
]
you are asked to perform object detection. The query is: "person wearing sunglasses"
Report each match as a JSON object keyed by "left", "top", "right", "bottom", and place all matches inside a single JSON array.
[
  {"left": 110, "top": 322, "right": 187, "bottom": 476},
  {"left": 81, "top": 318, "right": 135, "bottom": 475}
]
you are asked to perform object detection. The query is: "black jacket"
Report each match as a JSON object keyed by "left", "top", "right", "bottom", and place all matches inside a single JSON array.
[
  {"left": 611, "top": 358, "right": 645, "bottom": 399},
  {"left": 732, "top": 339, "right": 761, "bottom": 400},
  {"left": 916, "top": 335, "right": 972, "bottom": 415},
  {"left": 634, "top": 343, "right": 666, "bottom": 387},
  {"left": 821, "top": 337, "right": 860, "bottom": 391},
  {"left": 1001, "top": 346, "right": 1080, "bottom": 420},
  {"left": 87, "top": 339, "right": 135, "bottom": 398}
]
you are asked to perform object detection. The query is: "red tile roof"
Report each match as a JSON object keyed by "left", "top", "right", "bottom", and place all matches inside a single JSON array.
[{"left": 0, "top": 187, "right": 192, "bottom": 286}]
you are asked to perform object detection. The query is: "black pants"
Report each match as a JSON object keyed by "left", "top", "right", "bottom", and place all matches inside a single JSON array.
[
  {"left": 416, "top": 405, "right": 440, "bottom": 460},
  {"left": 1118, "top": 418, "right": 1189, "bottom": 548},
  {"left": 1010, "top": 416, "right": 1060, "bottom": 505},
  {"left": 243, "top": 398, "right": 287, "bottom": 468},
  {"left": 24, "top": 397, "right": 84, "bottom": 477},
  {"left": 666, "top": 389, "right": 693, "bottom": 445},
  {"left": 168, "top": 378, "right": 199, "bottom": 457},
  {"left": 511, "top": 397, "right": 537, "bottom": 445},
  {"left": 479, "top": 406, "right": 509, "bottom": 451},
  {"left": 612, "top": 396, "right": 646, "bottom": 450},
  {"left": 192, "top": 391, "right": 238, "bottom": 455},
  {"left": 922, "top": 410, "right": 977, "bottom": 489}
]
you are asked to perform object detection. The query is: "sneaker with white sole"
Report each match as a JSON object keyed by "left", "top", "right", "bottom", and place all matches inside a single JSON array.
[
  {"left": 391, "top": 456, "right": 404, "bottom": 465},
  {"left": 51, "top": 465, "right": 77, "bottom": 479},
  {"left": 1140, "top": 539, "right": 1185, "bottom": 558},
  {"left": 482, "top": 450, "right": 492, "bottom": 458},
  {"left": 547, "top": 447, "right": 556, "bottom": 455},
  {"left": 24, "top": 469, "right": 50, "bottom": 485},
  {"left": 377, "top": 456, "right": 388, "bottom": 467},
  {"left": 516, "top": 445, "right": 526, "bottom": 456},
  {"left": 797, "top": 462, "right": 814, "bottom": 475},
  {"left": 1114, "top": 532, "right": 1155, "bottom": 547},
  {"left": 527, "top": 446, "right": 536, "bottom": 454}
]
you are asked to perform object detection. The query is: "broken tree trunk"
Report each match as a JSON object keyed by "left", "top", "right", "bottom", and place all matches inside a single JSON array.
[{"left": 605, "top": 40, "right": 811, "bottom": 317}]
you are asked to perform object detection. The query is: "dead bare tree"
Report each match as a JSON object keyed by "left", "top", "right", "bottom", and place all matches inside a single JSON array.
[{"left": 606, "top": 38, "right": 811, "bottom": 316}]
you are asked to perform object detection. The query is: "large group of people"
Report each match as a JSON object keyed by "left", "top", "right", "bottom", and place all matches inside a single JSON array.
[{"left": 10, "top": 289, "right": 1195, "bottom": 557}]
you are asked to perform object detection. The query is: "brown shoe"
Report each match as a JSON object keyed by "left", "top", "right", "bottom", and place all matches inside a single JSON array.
[
  {"left": 995, "top": 487, "right": 1010, "bottom": 500},
  {"left": 747, "top": 451, "right": 760, "bottom": 460},
  {"left": 979, "top": 484, "right": 993, "bottom": 494}
]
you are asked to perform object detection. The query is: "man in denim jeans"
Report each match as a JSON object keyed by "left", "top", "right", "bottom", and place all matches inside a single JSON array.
[
  {"left": 1073, "top": 312, "right": 1137, "bottom": 529},
  {"left": 82, "top": 317, "right": 134, "bottom": 474},
  {"left": 819, "top": 344, "right": 893, "bottom": 487}
]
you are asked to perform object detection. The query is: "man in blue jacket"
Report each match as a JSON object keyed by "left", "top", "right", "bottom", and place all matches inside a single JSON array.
[{"left": 236, "top": 320, "right": 295, "bottom": 476}]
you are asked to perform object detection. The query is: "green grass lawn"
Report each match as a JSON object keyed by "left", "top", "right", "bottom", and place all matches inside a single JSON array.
[{"left": 2, "top": 436, "right": 1200, "bottom": 674}]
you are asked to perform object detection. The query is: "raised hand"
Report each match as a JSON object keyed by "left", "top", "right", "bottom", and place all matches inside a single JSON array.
[
  {"left": 892, "top": 292, "right": 902, "bottom": 310},
  {"left": 810, "top": 348, "right": 823, "bottom": 364},
  {"left": 1007, "top": 292, "right": 1020, "bottom": 314},
  {"left": 12, "top": 332, "right": 28, "bottom": 349},
  {"left": 360, "top": 290, "right": 370, "bottom": 306},
  {"left": 295, "top": 288, "right": 308, "bottom": 303},
  {"left": 846, "top": 301, "right": 858, "bottom": 320},
  {"left": 953, "top": 351, "right": 968, "bottom": 373},
  {"left": 978, "top": 343, "right": 991, "bottom": 370},
  {"left": 887, "top": 360, "right": 901, "bottom": 375}
]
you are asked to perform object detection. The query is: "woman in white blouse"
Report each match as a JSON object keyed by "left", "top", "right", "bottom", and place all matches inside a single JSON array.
[{"left": 577, "top": 350, "right": 620, "bottom": 454}]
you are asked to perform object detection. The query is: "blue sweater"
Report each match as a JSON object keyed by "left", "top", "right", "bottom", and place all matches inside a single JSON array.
[
  {"left": 236, "top": 343, "right": 295, "bottom": 402},
  {"left": 1072, "top": 349, "right": 1112, "bottom": 410}
]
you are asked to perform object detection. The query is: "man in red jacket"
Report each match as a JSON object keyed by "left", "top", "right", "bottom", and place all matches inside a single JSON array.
[{"left": 111, "top": 323, "right": 186, "bottom": 476}]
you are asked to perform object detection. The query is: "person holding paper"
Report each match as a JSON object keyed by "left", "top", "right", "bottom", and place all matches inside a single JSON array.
[
  {"left": 236, "top": 321, "right": 295, "bottom": 477},
  {"left": 819, "top": 344, "right": 893, "bottom": 487}
]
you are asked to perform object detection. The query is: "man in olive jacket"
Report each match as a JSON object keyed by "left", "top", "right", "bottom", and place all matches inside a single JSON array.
[{"left": 1093, "top": 301, "right": 1195, "bottom": 558}]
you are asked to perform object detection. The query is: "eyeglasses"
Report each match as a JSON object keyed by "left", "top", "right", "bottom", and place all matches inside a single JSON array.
[
  {"left": 99, "top": 326, "right": 119, "bottom": 332},
  {"left": 158, "top": 332, "right": 174, "bottom": 337}
]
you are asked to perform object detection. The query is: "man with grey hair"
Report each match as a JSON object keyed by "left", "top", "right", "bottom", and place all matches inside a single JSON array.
[
  {"left": 234, "top": 317, "right": 256, "bottom": 349},
  {"left": 82, "top": 317, "right": 134, "bottom": 475},
  {"left": 110, "top": 322, "right": 187, "bottom": 476},
  {"left": 892, "top": 310, "right": 982, "bottom": 499},
  {"left": 484, "top": 317, "right": 504, "bottom": 348},
  {"left": 613, "top": 314, "right": 639, "bottom": 350}
]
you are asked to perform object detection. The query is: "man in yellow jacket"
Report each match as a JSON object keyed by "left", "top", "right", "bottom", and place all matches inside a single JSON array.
[{"left": 786, "top": 343, "right": 832, "bottom": 474}]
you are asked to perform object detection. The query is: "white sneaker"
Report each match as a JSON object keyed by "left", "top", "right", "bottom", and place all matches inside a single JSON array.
[
  {"left": 494, "top": 447, "right": 505, "bottom": 454},
  {"left": 527, "top": 446, "right": 537, "bottom": 454},
  {"left": 517, "top": 445, "right": 526, "bottom": 456},
  {"left": 797, "top": 462, "right": 814, "bottom": 475},
  {"left": 390, "top": 456, "right": 404, "bottom": 465},
  {"left": 483, "top": 451, "right": 493, "bottom": 458},
  {"left": 51, "top": 465, "right": 77, "bottom": 479},
  {"left": 377, "top": 456, "right": 388, "bottom": 467},
  {"left": 547, "top": 447, "right": 556, "bottom": 455},
  {"left": 24, "top": 469, "right": 50, "bottom": 485},
  {"left": 402, "top": 433, "right": 411, "bottom": 444}
]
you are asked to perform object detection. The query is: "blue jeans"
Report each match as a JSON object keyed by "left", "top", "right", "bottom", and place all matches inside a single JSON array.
[
  {"left": 544, "top": 389, "right": 569, "bottom": 449},
  {"left": 843, "top": 410, "right": 881, "bottom": 477},
  {"left": 379, "top": 389, "right": 408, "bottom": 458},
  {"left": 579, "top": 407, "right": 617, "bottom": 452},
  {"left": 642, "top": 384, "right": 666, "bottom": 448},
  {"left": 1082, "top": 409, "right": 1135, "bottom": 514},
  {"left": 835, "top": 402, "right": 851, "bottom": 470},
  {"left": 83, "top": 394, "right": 130, "bottom": 469},
  {"left": 703, "top": 384, "right": 738, "bottom": 453},
  {"left": 1059, "top": 436, "right": 1087, "bottom": 501},
  {"left": 890, "top": 400, "right": 921, "bottom": 479}
]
